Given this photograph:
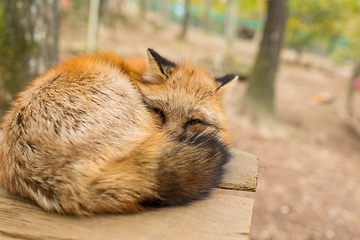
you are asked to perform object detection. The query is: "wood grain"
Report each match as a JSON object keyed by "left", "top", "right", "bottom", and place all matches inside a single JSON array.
[
  {"left": 0, "top": 149, "right": 258, "bottom": 240},
  {"left": 220, "top": 148, "right": 259, "bottom": 192},
  {"left": 0, "top": 188, "right": 254, "bottom": 240}
]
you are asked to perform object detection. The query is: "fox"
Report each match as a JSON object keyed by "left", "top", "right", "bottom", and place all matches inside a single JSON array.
[{"left": 0, "top": 49, "right": 237, "bottom": 215}]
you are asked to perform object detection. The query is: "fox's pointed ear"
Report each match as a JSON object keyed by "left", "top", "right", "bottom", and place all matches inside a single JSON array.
[
  {"left": 215, "top": 74, "right": 238, "bottom": 90},
  {"left": 215, "top": 74, "right": 238, "bottom": 101},
  {"left": 143, "top": 48, "right": 177, "bottom": 84}
]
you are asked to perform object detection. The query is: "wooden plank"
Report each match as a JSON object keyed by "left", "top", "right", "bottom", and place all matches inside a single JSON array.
[
  {"left": 220, "top": 148, "right": 259, "bottom": 192},
  {"left": 0, "top": 188, "right": 254, "bottom": 240},
  {"left": 0, "top": 148, "right": 258, "bottom": 239}
]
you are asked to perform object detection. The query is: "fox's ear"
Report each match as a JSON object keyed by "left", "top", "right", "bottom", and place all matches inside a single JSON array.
[
  {"left": 215, "top": 74, "right": 238, "bottom": 101},
  {"left": 143, "top": 48, "right": 177, "bottom": 84},
  {"left": 215, "top": 74, "right": 238, "bottom": 90}
]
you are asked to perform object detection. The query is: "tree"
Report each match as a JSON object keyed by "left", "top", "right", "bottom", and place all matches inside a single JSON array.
[
  {"left": 160, "top": 0, "right": 169, "bottom": 28},
  {"left": 178, "top": 0, "right": 191, "bottom": 41},
  {"left": 87, "top": 0, "right": 100, "bottom": 52},
  {"left": 231, "top": 0, "right": 288, "bottom": 134},
  {"left": 341, "top": 61, "right": 360, "bottom": 135},
  {"left": 345, "top": 62, "right": 360, "bottom": 118},
  {"left": 224, "top": 0, "right": 235, "bottom": 46},
  {"left": 139, "top": 0, "right": 148, "bottom": 20},
  {"left": 0, "top": 0, "right": 59, "bottom": 117},
  {"left": 203, "top": 0, "right": 212, "bottom": 34}
]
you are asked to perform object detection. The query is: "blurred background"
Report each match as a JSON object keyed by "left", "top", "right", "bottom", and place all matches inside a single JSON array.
[{"left": 0, "top": 0, "right": 359, "bottom": 239}]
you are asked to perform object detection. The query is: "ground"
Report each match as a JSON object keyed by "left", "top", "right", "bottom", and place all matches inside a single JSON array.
[{"left": 59, "top": 19, "right": 360, "bottom": 240}]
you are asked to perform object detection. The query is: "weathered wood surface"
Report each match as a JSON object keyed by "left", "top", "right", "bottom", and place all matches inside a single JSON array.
[
  {"left": 0, "top": 188, "right": 254, "bottom": 240},
  {"left": 220, "top": 149, "right": 259, "bottom": 192},
  {"left": 0, "top": 149, "right": 258, "bottom": 240}
]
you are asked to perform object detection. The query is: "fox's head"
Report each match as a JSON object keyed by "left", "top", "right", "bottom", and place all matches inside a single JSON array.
[{"left": 132, "top": 49, "right": 237, "bottom": 144}]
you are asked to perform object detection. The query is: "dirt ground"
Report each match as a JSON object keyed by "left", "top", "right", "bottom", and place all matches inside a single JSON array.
[{"left": 60, "top": 19, "right": 360, "bottom": 240}]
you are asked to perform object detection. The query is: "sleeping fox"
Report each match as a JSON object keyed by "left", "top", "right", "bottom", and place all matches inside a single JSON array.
[{"left": 0, "top": 49, "right": 237, "bottom": 215}]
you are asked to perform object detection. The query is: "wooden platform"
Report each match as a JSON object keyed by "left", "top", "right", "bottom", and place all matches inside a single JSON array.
[{"left": 0, "top": 149, "right": 258, "bottom": 240}]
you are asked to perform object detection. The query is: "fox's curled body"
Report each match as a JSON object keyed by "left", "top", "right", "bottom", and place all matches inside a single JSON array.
[{"left": 0, "top": 49, "right": 236, "bottom": 215}]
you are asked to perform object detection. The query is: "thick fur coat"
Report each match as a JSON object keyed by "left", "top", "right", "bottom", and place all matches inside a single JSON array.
[{"left": 0, "top": 49, "right": 236, "bottom": 215}]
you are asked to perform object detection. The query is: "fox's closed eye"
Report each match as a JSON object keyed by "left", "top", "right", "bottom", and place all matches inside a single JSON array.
[
  {"left": 186, "top": 119, "right": 202, "bottom": 126},
  {"left": 153, "top": 108, "right": 166, "bottom": 124}
]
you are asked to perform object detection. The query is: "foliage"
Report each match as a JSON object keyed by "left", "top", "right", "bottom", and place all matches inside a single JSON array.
[
  {"left": 287, "top": 0, "right": 342, "bottom": 54},
  {"left": 330, "top": 0, "right": 360, "bottom": 62},
  {"left": 286, "top": 0, "right": 360, "bottom": 62},
  {"left": 236, "top": 0, "right": 265, "bottom": 20}
]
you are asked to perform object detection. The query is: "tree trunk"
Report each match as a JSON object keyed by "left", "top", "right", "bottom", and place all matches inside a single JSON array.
[
  {"left": 231, "top": 0, "right": 288, "bottom": 133},
  {"left": 345, "top": 62, "right": 360, "bottom": 117},
  {"left": 178, "top": 0, "right": 191, "bottom": 41},
  {"left": 87, "top": 0, "right": 100, "bottom": 52},
  {"left": 0, "top": 0, "right": 59, "bottom": 118},
  {"left": 203, "top": 0, "right": 212, "bottom": 34},
  {"left": 160, "top": 0, "right": 169, "bottom": 28},
  {"left": 139, "top": 0, "right": 148, "bottom": 20},
  {"left": 224, "top": 0, "right": 235, "bottom": 45},
  {"left": 341, "top": 61, "right": 360, "bottom": 136}
]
